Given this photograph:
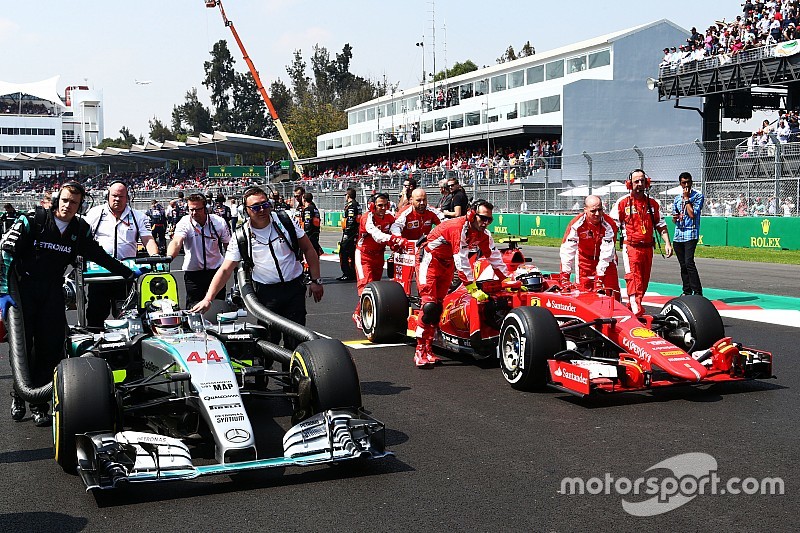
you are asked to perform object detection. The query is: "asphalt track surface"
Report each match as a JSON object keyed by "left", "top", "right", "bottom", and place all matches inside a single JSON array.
[{"left": 1, "top": 233, "right": 797, "bottom": 531}]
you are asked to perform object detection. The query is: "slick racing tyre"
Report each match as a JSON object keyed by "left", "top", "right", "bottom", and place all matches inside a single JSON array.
[
  {"left": 54, "top": 357, "right": 117, "bottom": 473},
  {"left": 361, "top": 281, "right": 408, "bottom": 343},
  {"left": 660, "top": 295, "right": 724, "bottom": 351},
  {"left": 290, "top": 339, "right": 362, "bottom": 422},
  {"left": 499, "top": 307, "right": 565, "bottom": 391}
]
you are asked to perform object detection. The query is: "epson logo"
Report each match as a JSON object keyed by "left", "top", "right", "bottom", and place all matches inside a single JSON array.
[{"left": 547, "top": 300, "right": 577, "bottom": 313}]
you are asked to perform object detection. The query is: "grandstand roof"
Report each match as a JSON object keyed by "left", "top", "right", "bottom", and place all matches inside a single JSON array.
[
  {"left": 0, "top": 76, "right": 65, "bottom": 108},
  {"left": 0, "top": 131, "right": 285, "bottom": 170}
]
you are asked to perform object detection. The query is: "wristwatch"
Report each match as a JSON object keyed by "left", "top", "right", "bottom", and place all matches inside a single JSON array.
[{"left": 311, "top": 278, "right": 323, "bottom": 285}]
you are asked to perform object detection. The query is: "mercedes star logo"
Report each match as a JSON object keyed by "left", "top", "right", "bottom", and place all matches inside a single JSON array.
[{"left": 225, "top": 428, "right": 251, "bottom": 443}]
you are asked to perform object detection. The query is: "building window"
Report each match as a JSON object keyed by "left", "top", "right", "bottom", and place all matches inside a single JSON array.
[
  {"left": 460, "top": 82, "right": 474, "bottom": 100},
  {"left": 449, "top": 114, "right": 464, "bottom": 129},
  {"left": 465, "top": 110, "right": 481, "bottom": 126},
  {"left": 527, "top": 65, "right": 544, "bottom": 85},
  {"left": 588, "top": 49, "right": 611, "bottom": 69},
  {"left": 348, "top": 112, "right": 356, "bottom": 126},
  {"left": 421, "top": 120, "right": 434, "bottom": 134},
  {"left": 521, "top": 99, "right": 539, "bottom": 117},
  {"left": 509, "top": 70, "right": 524, "bottom": 89},
  {"left": 491, "top": 74, "right": 507, "bottom": 93},
  {"left": 434, "top": 117, "right": 448, "bottom": 131},
  {"left": 474, "top": 78, "right": 489, "bottom": 96},
  {"left": 545, "top": 60, "right": 564, "bottom": 80},
  {"left": 343, "top": 135, "right": 351, "bottom": 147},
  {"left": 317, "top": 140, "right": 325, "bottom": 152},
  {"left": 334, "top": 137, "right": 342, "bottom": 149},
  {"left": 540, "top": 95, "right": 561, "bottom": 114},
  {"left": 362, "top": 132, "right": 372, "bottom": 144},
  {"left": 506, "top": 104, "right": 518, "bottom": 120},
  {"left": 357, "top": 110, "right": 366, "bottom": 123},
  {"left": 367, "top": 107, "right": 376, "bottom": 121},
  {"left": 567, "top": 55, "right": 587, "bottom": 74}
]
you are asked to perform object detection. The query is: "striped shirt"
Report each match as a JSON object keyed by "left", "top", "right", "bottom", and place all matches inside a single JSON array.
[{"left": 672, "top": 190, "right": 704, "bottom": 242}]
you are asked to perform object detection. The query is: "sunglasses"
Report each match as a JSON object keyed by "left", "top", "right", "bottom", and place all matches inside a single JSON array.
[
  {"left": 247, "top": 201, "right": 272, "bottom": 213},
  {"left": 476, "top": 214, "right": 493, "bottom": 224}
]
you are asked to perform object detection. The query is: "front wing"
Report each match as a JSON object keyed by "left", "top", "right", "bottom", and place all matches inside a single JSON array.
[{"left": 74, "top": 409, "right": 390, "bottom": 490}]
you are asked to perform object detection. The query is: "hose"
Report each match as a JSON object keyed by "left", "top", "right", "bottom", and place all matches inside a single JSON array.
[
  {"left": 6, "top": 272, "right": 52, "bottom": 404},
  {"left": 235, "top": 267, "right": 319, "bottom": 345}
]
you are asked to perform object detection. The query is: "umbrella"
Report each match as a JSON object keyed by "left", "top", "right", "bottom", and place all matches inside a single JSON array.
[
  {"left": 594, "top": 181, "right": 628, "bottom": 195},
  {"left": 558, "top": 186, "right": 591, "bottom": 197}
]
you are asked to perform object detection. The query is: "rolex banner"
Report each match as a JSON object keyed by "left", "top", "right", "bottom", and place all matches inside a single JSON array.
[{"left": 774, "top": 40, "right": 800, "bottom": 57}]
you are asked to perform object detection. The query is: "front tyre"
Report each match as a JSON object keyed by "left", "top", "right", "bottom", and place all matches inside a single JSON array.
[
  {"left": 499, "top": 307, "right": 565, "bottom": 391},
  {"left": 53, "top": 357, "right": 117, "bottom": 473},
  {"left": 290, "top": 339, "right": 362, "bottom": 422},
  {"left": 361, "top": 281, "right": 408, "bottom": 343},
  {"left": 660, "top": 295, "right": 724, "bottom": 351}
]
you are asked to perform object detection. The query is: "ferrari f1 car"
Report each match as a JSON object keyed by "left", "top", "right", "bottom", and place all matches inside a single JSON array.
[
  {"left": 47, "top": 257, "right": 388, "bottom": 490},
  {"left": 359, "top": 237, "right": 773, "bottom": 397}
]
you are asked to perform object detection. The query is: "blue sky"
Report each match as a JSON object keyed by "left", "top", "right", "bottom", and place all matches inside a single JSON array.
[{"left": 1, "top": 1, "right": 736, "bottom": 139}]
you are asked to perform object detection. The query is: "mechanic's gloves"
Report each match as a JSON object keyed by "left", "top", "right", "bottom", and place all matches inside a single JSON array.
[
  {"left": 593, "top": 278, "right": 605, "bottom": 293},
  {"left": 0, "top": 293, "right": 17, "bottom": 320},
  {"left": 389, "top": 235, "right": 409, "bottom": 252},
  {"left": 465, "top": 282, "right": 489, "bottom": 302}
]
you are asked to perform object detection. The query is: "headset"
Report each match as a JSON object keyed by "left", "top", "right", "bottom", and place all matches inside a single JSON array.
[
  {"left": 626, "top": 169, "right": 651, "bottom": 190},
  {"left": 466, "top": 199, "right": 491, "bottom": 223},
  {"left": 106, "top": 179, "right": 132, "bottom": 202},
  {"left": 53, "top": 181, "right": 87, "bottom": 211},
  {"left": 368, "top": 192, "right": 389, "bottom": 213}
]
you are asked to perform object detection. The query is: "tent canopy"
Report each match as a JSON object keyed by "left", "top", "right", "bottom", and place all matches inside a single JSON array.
[{"left": 0, "top": 76, "right": 65, "bottom": 108}]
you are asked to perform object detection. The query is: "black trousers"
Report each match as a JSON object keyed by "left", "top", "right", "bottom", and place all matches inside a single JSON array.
[
  {"left": 86, "top": 279, "right": 131, "bottom": 328},
  {"left": 19, "top": 276, "right": 66, "bottom": 410},
  {"left": 254, "top": 276, "right": 307, "bottom": 351},
  {"left": 151, "top": 225, "right": 167, "bottom": 254},
  {"left": 674, "top": 239, "right": 703, "bottom": 295},
  {"left": 183, "top": 268, "right": 224, "bottom": 308},
  {"left": 339, "top": 234, "right": 356, "bottom": 278}
]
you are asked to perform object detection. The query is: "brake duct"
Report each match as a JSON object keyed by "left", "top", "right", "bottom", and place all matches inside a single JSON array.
[{"left": 6, "top": 272, "right": 51, "bottom": 404}]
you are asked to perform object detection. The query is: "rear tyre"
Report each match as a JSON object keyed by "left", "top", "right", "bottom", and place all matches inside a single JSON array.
[
  {"left": 660, "top": 295, "right": 724, "bottom": 351},
  {"left": 290, "top": 339, "right": 362, "bottom": 422},
  {"left": 53, "top": 357, "right": 117, "bottom": 473},
  {"left": 499, "top": 307, "right": 565, "bottom": 391},
  {"left": 360, "top": 281, "right": 408, "bottom": 343}
]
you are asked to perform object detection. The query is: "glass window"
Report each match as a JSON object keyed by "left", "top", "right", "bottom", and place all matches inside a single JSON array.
[
  {"left": 325, "top": 139, "right": 333, "bottom": 150},
  {"left": 567, "top": 55, "right": 587, "bottom": 74},
  {"left": 491, "top": 74, "right": 507, "bottom": 93},
  {"left": 317, "top": 140, "right": 325, "bottom": 152},
  {"left": 343, "top": 135, "right": 351, "bottom": 147},
  {"left": 421, "top": 120, "right": 434, "bottom": 134},
  {"left": 406, "top": 97, "right": 418, "bottom": 111},
  {"left": 362, "top": 132, "right": 372, "bottom": 144},
  {"left": 378, "top": 105, "right": 386, "bottom": 118},
  {"left": 351, "top": 134, "right": 360, "bottom": 146},
  {"left": 460, "top": 82, "right": 473, "bottom": 100},
  {"left": 434, "top": 117, "right": 448, "bottom": 131},
  {"left": 509, "top": 70, "right": 524, "bottom": 89},
  {"left": 367, "top": 107, "right": 376, "bottom": 120},
  {"left": 386, "top": 101, "right": 396, "bottom": 116},
  {"left": 465, "top": 111, "right": 481, "bottom": 126},
  {"left": 545, "top": 60, "right": 564, "bottom": 80},
  {"left": 474, "top": 78, "right": 489, "bottom": 96},
  {"left": 521, "top": 99, "right": 539, "bottom": 117},
  {"left": 506, "top": 104, "right": 518, "bottom": 120},
  {"left": 357, "top": 110, "right": 366, "bottom": 123},
  {"left": 588, "top": 49, "right": 611, "bottom": 69},
  {"left": 334, "top": 137, "right": 342, "bottom": 149},
  {"left": 348, "top": 112, "right": 357, "bottom": 126},
  {"left": 449, "top": 114, "right": 464, "bottom": 129},
  {"left": 540, "top": 95, "right": 561, "bottom": 114}
]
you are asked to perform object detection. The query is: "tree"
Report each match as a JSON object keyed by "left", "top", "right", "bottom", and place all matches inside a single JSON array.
[
  {"left": 171, "top": 87, "right": 213, "bottom": 135},
  {"left": 519, "top": 41, "right": 535, "bottom": 58},
  {"left": 286, "top": 49, "right": 310, "bottom": 105},
  {"left": 496, "top": 45, "right": 517, "bottom": 64},
  {"left": 97, "top": 126, "right": 138, "bottom": 149},
  {"left": 269, "top": 78, "right": 294, "bottom": 123},
  {"left": 203, "top": 40, "right": 236, "bottom": 131},
  {"left": 285, "top": 98, "right": 346, "bottom": 158},
  {"left": 231, "top": 72, "right": 271, "bottom": 137},
  {"left": 432, "top": 60, "right": 479, "bottom": 81},
  {"left": 148, "top": 116, "right": 174, "bottom": 142}
]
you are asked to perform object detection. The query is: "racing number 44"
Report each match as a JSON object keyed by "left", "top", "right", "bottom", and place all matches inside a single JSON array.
[{"left": 187, "top": 350, "right": 222, "bottom": 363}]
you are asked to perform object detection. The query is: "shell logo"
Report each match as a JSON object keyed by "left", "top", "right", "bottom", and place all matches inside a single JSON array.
[
  {"left": 630, "top": 327, "right": 657, "bottom": 339},
  {"left": 761, "top": 218, "right": 770, "bottom": 235}
]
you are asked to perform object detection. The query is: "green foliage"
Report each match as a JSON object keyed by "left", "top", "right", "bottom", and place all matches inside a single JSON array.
[
  {"left": 497, "top": 42, "right": 536, "bottom": 63},
  {"left": 433, "top": 60, "right": 478, "bottom": 82},
  {"left": 97, "top": 126, "right": 138, "bottom": 149},
  {"left": 148, "top": 116, "right": 175, "bottom": 142},
  {"left": 203, "top": 40, "right": 236, "bottom": 131},
  {"left": 285, "top": 98, "right": 346, "bottom": 158},
  {"left": 171, "top": 87, "right": 213, "bottom": 136}
]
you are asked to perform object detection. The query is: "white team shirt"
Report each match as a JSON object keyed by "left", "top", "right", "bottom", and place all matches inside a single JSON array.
[
  {"left": 84, "top": 204, "right": 153, "bottom": 259},
  {"left": 224, "top": 213, "right": 306, "bottom": 284},
  {"left": 173, "top": 214, "right": 231, "bottom": 271}
]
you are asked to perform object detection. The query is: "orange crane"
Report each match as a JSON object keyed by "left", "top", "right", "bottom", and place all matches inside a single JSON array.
[{"left": 205, "top": 0, "right": 303, "bottom": 176}]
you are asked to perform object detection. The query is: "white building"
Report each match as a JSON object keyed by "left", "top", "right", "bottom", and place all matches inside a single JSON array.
[{"left": 0, "top": 76, "right": 104, "bottom": 157}]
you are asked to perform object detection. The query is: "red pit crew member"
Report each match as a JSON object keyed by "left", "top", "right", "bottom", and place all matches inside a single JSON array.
[
  {"left": 390, "top": 188, "right": 444, "bottom": 241},
  {"left": 415, "top": 200, "right": 509, "bottom": 368},
  {"left": 611, "top": 170, "right": 673, "bottom": 317},
  {"left": 560, "top": 195, "right": 620, "bottom": 297},
  {"left": 353, "top": 193, "right": 406, "bottom": 328}
]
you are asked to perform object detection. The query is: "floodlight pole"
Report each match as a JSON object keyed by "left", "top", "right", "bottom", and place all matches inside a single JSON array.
[{"left": 206, "top": 0, "right": 304, "bottom": 176}]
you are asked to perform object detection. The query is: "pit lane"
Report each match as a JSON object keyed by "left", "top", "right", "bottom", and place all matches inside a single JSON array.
[{"left": 0, "top": 237, "right": 796, "bottom": 530}]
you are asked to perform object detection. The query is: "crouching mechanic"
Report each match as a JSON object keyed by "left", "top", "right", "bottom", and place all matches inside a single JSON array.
[
  {"left": 415, "top": 200, "right": 509, "bottom": 368},
  {"left": 559, "top": 195, "right": 620, "bottom": 298},
  {"left": 353, "top": 193, "right": 407, "bottom": 328},
  {"left": 1, "top": 182, "right": 140, "bottom": 426}
]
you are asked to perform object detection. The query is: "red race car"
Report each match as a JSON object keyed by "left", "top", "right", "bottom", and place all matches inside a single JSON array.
[{"left": 359, "top": 238, "right": 773, "bottom": 397}]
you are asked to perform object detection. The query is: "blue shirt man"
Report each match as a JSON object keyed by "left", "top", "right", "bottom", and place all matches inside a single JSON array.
[{"left": 671, "top": 172, "right": 705, "bottom": 295}]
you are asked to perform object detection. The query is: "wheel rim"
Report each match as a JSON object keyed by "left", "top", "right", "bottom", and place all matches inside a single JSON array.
[
  {"left": 501, "top": 325, "right": 521, "bottom": 379},
  {"left": 362, "top": 294, "right": 375, "bottom": 331}
]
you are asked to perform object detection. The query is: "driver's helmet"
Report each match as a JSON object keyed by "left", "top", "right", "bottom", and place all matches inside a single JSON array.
[
  {"left": 150, "top": 312, "right": 182, "bottom": 335},
  {"left": 513, "top": 264, "right": 544, "bottom": 292}
]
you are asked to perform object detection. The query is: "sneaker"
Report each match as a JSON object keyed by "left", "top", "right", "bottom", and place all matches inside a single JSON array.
[
  {"left": 32, "top": 411, "right": 52, "bottom": 427},
  {"left": 352, "top": 312, "right": 363, "bottom": 330},
  {"left": 426, "top": 353, "right": 441, "bottom": 365},
  {"left": 414, "top": 352, "right": 432, "bottom": 368},
  {"left": 10, "top": 394, "right": 25, "bottom": 421}
]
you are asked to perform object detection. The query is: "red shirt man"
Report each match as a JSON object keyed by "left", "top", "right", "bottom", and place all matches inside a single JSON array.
[
  {"left": 560, "top": 195, "right": 620, "bottom": 295},
  {"left": 391, "top": 188, "right": 444, "bottom": 241},
  {"left": 611, "top": 170, "right": 673, "bottom": 317}
]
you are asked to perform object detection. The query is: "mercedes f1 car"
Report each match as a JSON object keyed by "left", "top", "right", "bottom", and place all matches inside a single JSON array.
[
  {"left": 47, "top": 257, "right": 388, "bottom": 490},
  {"left": 359, "top": 237, "right": 773, "bottom": 397}
]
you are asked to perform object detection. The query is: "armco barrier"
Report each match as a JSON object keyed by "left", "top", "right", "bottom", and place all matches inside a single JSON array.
[{"left": 323, "top": 213, "right": 800, "bottom": 250}]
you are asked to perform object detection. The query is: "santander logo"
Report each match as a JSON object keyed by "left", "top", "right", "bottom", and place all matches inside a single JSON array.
[
  {"left": 546, "top": 300, "right": 577, "bottom": 313},
  {"left": 554, "top": 366, "right": 588, "bottom": 384}
]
